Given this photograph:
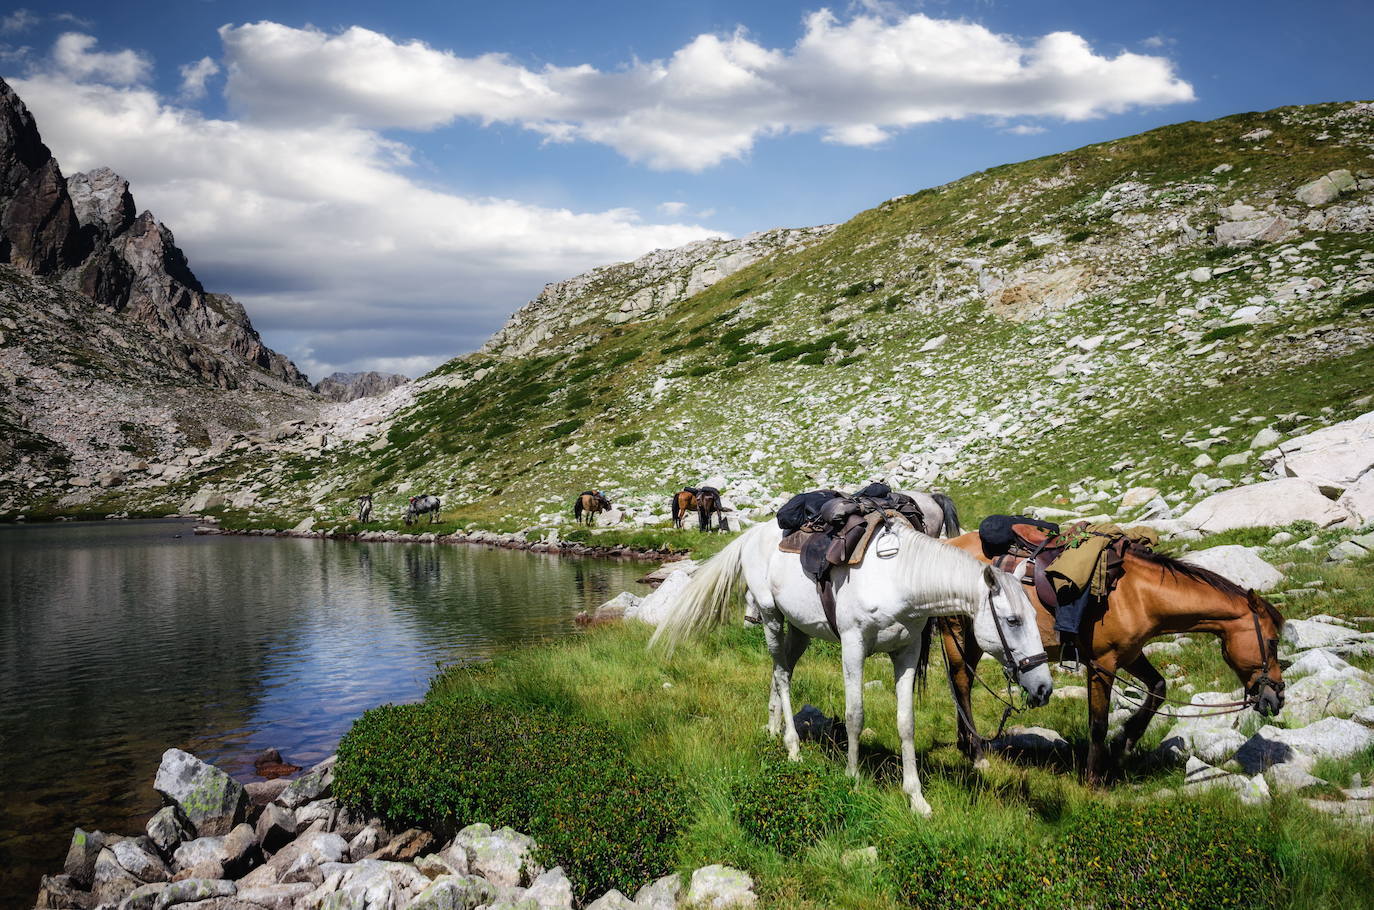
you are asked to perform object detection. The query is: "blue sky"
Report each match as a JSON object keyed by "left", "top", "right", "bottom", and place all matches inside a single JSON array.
[{"left": 3, "top": 1, "right": 1370, "bottom": 379}]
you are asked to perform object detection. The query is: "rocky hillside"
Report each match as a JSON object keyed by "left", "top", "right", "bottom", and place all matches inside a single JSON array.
[
  {"left": 11, "top": 100, "right": 1374, "bottom": 531},
  {"left": 0, "top": 77, "right": 323, "bottom": 513},
  {"left": 315, "top": 372, "right": 410, "bottom": 403}
]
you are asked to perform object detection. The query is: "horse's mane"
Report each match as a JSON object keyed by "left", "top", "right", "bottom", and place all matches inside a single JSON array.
[{"left": 1127, "top": 545, "right": 1248, "bottom": 599}]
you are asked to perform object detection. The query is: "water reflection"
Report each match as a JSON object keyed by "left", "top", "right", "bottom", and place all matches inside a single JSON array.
[{"left": 0, "top": 520, "right": 648, "bottom": 906}]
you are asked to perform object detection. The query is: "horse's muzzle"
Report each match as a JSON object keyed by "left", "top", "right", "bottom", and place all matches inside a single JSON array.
[
  {"left": 1023, "top": 679, "right": 1052, "bottom": 708},
  {"left": 1254, "top": 684, "right": 1284, "bottom": 717}
]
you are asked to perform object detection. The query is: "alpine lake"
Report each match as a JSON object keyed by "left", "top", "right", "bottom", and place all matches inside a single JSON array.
[{"left": 0, "top": 519, "right": 650, "bottom": 907}]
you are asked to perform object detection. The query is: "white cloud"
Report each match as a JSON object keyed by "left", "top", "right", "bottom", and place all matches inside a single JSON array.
[
  {"left": 178, "top": 56, "right": 219, "bottom": 99},
  {"left": 1142, "top": 35, "right": 1173, "bottom": 49},
  {"left": 1, "top": 9, "right": 38, "bottom": 34},
  {"left": 657, "top": 201, "right": 688, "bottom": 215},
  {"left": 217, "top": 11, "right": 1194, "bottom": 171},
  {"left": 1005, "top": 124, "right": 1046, "bottom": 135},
  {"left": 13, "top": 66, "right": 723, "bottom": 377},
  {"left": 52, "top": 32, "right": 149, "bottom": 84}
]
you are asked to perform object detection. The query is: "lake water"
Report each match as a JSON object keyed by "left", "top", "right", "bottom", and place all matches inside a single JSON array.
[{"left": 0, "top": 520, "right": 649, "bottom": 907}]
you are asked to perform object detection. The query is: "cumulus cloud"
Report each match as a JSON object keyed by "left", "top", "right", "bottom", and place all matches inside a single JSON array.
[
  {"left": 14, "top": 58, "right": 722, "bottom": 377},
  {"left": 178, "top": 56, "right": 219, "bottom": 99},
  {"left": 52, "top": 32, "right": 150, "bottom": 84},
  {"left": 217, "top": 11, "right": 1194, "bottom": 170},
  {"left": 1004, "top": 124, "right": 1046, "bottom": 135},
  {"left": 657, "top": 201, "right": 688, "bottom": 215}
]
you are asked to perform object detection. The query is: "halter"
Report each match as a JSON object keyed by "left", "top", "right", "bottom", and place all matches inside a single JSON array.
[
  {"left": 984, "top": 567, "right": 1050, "bottom": 680},
  {"left": 1245, "top": 599, "right": 1285, "bottom": 704}
]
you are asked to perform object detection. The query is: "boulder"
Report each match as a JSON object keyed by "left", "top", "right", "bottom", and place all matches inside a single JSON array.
[
  {"left": 586, "top": 590, "right": 642, "bottom": 623},
  {"left": 686, "top": 865, "right": 756, "bottom": 909},
  {"left": 1337, "top": 472, "right": 1374, "bottom": 524},
  {"left": 1120, "top": 486, "right": 1160, "bottom": 509},
  {"left": 1179, "top": 545, "right": 1282, "bottom": 591},
  {"left": 146, "top": 805, "right": 196, "bottom": 858},
  {"left": 275, "top": 756, "right": 335, "bottom": 809},
  {"left": 993, "top": 726, "right": 1070, "bottom": 756},
  {"left": 1234, "top": 717, "right": 1374, "bottom": 773},
  {"left": 1264, "top": 762, "right": 1329, "bottom": 795},
  {"left": 347, "top": 826, "right": 384, "bottom": 861},
  {"left": 1180, "top": 478, "right": 1355, "bottom": 534},
  {"left": 152, "top": 878, "right": 236, "bottom": 908},
  {"left": 173, "top": 824, "right": 258, "bottom": 879},
  {"left": 1295, "top": 169, "right": 1357, "bottom": 206},
  {"left": 523, "top": 866, "right": 574, "bottom": 910},
  {"left": 153, "top": 749, "right": 247, "bottom": 837},
  {"left": 634, "top": 874, "right": 682, "bottom": 910},
  {"left": 366, "top": 828, "right": 434, "bottom": 863},
  {"left": 407, "top": 874, "right": 497, "bottom": 910},
  {"left": 451, "top": 824, "right": 540, "bottom": 888},
  {"left": 626, "top": 570, "right": 691, "bottom": 626},
  {"left": 1214, "top": 214, "right": 1293, "bottom": 248},
  {"left": 254, "top": 804, "right": 297, "bottom": 854},
  {"left": 34, "top": 874, "right": 95, "bottom": 910},
  {"left": 1277, "top": 671, "right": 1374, "bottom": 726},
  {"left": 64, "top": 828, "right": 118, "bottom": 888},
  {"left": 232, "top": 882, "right": 313, "bottom": 910},
  {"left": 1159, "top": 726, "right": 1248, "bottom": 766},
  {"left": 1267, "top": 411, "right": 1374, "bottom": 495},
  {"left": 586, "top": 889, "right": 637, "bottom": 910},
  {"left": 119, "top": 882, "right": 168, "bottom": 910},
  {"left": 1287, "top": 648, "right": 1360, "bottom": 680},
  {"left": 237, "top": 832, "right": 348, "bottom": 888},
  {"left": 1282, "top": 618, "right": 1365, "bottom": 652},
  {"left": 1182, "top": 757, "right": 1269, "bottom": 805}
]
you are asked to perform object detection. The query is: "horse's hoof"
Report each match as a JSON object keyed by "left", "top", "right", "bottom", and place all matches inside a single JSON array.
[{"left": 911, "top": 798, "right": 933, "bottom": 818}]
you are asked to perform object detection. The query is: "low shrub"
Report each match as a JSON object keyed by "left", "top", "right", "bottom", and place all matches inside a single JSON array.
[
  {"left": 613, "top": 431, "right": 645, "bottom": 447},
  {"left": 1057, "top": 802, "right": 1282, "bottom": 909},
  {"left": 988, "top": 237, "right": 1012, "bottom": 248},
  {"left": 732, "top": 746, "right": 857, "bottom": 853},
  {"left": 885, "top": 802, "right": 1282, "bottom": 910},
  {"left": 545, "top": 419, "right": 583, "bottom": 439},
  {"left": 334, "top": 698, "right": 686, "bottom": 901},
  {"left": 963, "top": 234, "right": 990, "bottom": 247},
  {"left": 1066, "top": 229, "right": 1093, "bottom": 243},
  {"left": 607, "top": 349, "right": 642, "bottom": 368},
  {"left": 1201, "top": 323, "right": 1251, "bottom": 343}
]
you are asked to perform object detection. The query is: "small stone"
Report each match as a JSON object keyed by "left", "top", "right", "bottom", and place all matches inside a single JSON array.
[
  {"left": 146, "top": 806, "right": 196, "bottom": 858},
  {"left": 686, "top": 865, "right": 756, "bottom": 909},
  {"left": 633, "top": 874, "right": 682, "bottom": 910},
  {"left": 255, "top": 804, "right": 297, "bottom": 854}
]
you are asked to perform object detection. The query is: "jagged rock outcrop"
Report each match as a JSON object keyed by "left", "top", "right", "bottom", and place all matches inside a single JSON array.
[
  {"left": 0, "top": 76, "right": 308, "bottom": 389},
  {"left": 315, "top": 371, "right": 410, "bottom": 402}
]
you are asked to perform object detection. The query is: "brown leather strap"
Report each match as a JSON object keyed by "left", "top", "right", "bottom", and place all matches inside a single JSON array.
[{"left": 819, "top": 579, "right": 839, "bottom": 636}]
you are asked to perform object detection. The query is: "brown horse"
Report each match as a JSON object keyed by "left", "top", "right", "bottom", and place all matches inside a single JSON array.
[
  {"left": 694, "top": 486, "right": 729, "bottom": 532},
  {"left": 573, "top": 491, "right": 612, "bottom": 525},
  {"left": 671, "top": 489, "right": 698, "bottom": 529},
  {"left": 939, "top": 531, "right": 1285, "bottom": 785}
]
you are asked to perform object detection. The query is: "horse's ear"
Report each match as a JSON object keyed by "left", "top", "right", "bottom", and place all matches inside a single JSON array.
[{"left": 982, "top": 564, "right": 998, "bottom": 589}]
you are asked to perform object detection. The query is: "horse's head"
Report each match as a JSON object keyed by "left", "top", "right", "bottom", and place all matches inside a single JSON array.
[
  {"left": 1225, "top": 590, "right": 1286, "bottom": 717},
  {"left": 971, "top": 564, "right": 1053, "bottom": 707}
]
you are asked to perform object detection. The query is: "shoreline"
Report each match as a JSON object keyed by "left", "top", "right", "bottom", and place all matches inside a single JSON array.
[{"left": 193, "top": 524, "right": 689, "bottom": 562}]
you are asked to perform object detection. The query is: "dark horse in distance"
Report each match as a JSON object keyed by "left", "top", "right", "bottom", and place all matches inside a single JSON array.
[
  {"left": 693, "top": 486, "right": 729, "bottom": 532},
  {"left": 574, "top": 490, "right": 612, "bottom": 525}
]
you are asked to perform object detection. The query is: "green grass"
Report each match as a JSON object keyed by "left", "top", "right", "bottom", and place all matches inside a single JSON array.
[{"left": 385, "top": 600, "right": 1373, "bottom": 909}]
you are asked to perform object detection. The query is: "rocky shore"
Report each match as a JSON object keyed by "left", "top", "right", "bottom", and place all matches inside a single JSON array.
[
  {"left": 191, "top": 525, "right": 687, "bottom": 563},
  {"left": 35, "top": 749, "right": 758, "bottom": 910}
]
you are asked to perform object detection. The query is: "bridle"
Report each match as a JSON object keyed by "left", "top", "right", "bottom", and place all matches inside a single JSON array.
[
  {"left": 983, "top": 565, "right": 1050, "bottom": 680},
  {"left": 1244, "top": 599, "right": 1285, "bottom": 706}
]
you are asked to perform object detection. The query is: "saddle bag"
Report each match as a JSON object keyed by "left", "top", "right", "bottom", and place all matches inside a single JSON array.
[
  {"left": 978, "top": 514, "right": 1060, "bottom": 559},
  {"left": 777, "top": 489, "right": 844, "bottom": 533}
]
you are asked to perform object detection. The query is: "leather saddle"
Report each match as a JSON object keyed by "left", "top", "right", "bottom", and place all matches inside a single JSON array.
[{"left": 777, "top": 491, "right": 922, "bottom": 635}]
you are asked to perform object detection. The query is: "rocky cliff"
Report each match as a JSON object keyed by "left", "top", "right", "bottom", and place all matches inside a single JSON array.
[
  {"left": 315, "top": 371, "right": 410, "bottom": 403},
  {"left": 0, "top": 78, "right": 322, "bottom": 513},
  {"left": 0, "top": 79, "right": 308, "bottom": 389}
]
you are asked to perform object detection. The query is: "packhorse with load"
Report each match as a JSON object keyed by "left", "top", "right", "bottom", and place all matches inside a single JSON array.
[
  {"left": 573, "top": 490, "right": 612, "bottom": 526},
  {"left": 940, "top": 515, "right": 1286, "bottom": 784}
]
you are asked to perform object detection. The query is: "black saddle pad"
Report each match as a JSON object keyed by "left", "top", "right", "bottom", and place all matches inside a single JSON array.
[{"left": 978, "top": 514, "right": 1059, "bottom": 559}]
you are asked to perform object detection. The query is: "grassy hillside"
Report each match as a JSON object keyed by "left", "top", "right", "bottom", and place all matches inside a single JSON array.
[{"left": 34, "top": 99, "right": 1374, "bottom": 533}]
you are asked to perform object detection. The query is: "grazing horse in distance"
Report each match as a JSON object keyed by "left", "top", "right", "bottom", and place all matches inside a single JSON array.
[
  {"left": 574, "top": 490, "right": 612, "bottom": 526},
  {"left": 694, "top": 486, "right": 730, "bottom": 532},
  {"left": 940, "top": 531, "right": 1285, "bottom": 785},
  {"left": 357, "top": 493, "right": 373, "bottom": 522},
  {"left": 403, "top": 494, "right": 441, "bottom": 526},
  {"left": 671, "top": 488, "right": 699, "bottom": 529}
]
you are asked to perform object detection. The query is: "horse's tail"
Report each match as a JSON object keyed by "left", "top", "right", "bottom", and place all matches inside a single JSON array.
[
  {"left": 671, "top": 493, "right": 681, "bottom": 524},
  {"left": 650, "top": 523, "right": 758, "bottom": 653},
  {"left": 915, "top": 619, "right": 934, "bottom": 697},
  {"left": 932, "top": 492, "right": 961, "bottom": 537},
  {"left": 573, "top": 497, "right": 583, "bottom": 520}
]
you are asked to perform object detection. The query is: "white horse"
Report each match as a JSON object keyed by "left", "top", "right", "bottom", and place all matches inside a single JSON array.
[
  {"left": 651, "top": 519, "right": 1051, "bottom": 816},
  {"left": 898, "top": 489, "right": 961, "bottom": 538}
]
